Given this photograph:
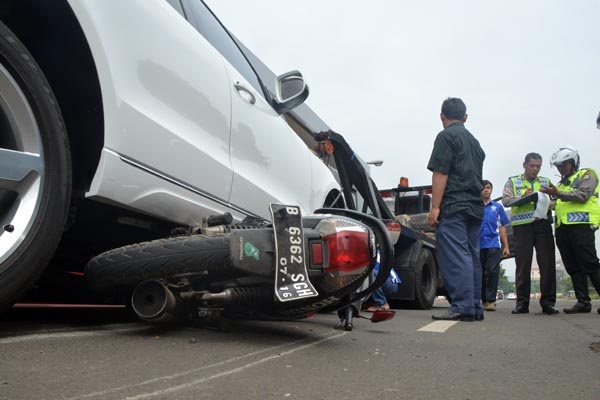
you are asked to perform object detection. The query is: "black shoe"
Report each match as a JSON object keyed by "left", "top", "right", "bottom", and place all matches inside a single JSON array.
[
  {"left": 563, "top": 304, "right": 591, "bottom": 314},
  {"left": 597, "top": 308, "right": 600, "bottom": 314},
  {"left": 511, "top": 306, "right": 529, "bottom": 314},
  {"left": 542, "top": 306, "right": 560, "bottom": 315},
  {"left": 432, "top": 310, "right": 474, "bottom": 322},
  {"left": 475, "top": 314, "right": 484, "bottom": 321}
]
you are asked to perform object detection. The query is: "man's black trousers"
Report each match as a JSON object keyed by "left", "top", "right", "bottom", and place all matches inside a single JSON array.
[
  {"left": 513, "top": 220, "right": 556, "bottom": 308},
  {"left": 555, "top": 224, "right": 600, "bottom": 305}
]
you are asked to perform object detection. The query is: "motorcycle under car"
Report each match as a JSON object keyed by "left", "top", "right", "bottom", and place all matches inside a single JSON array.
[{"left": 85, "top": 204, "right": 396, "bottom": 331}]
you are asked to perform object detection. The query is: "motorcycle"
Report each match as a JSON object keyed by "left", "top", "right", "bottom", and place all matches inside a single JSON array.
[{"left": 85, "top": 205, "right": 398, "bottom": 331}]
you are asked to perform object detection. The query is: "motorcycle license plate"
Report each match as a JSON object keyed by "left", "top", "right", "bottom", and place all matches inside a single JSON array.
[{"left": 270, "top": 204, "right": 318, "bottom": 302}]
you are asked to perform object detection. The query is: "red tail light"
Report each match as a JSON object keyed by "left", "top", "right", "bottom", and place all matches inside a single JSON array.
[
  {"left": 310, "top": 242, "right": 323, "bottom": 265},
  {"left": 312, "top": 216, "right": 376, "bottom": 292},
  {"left": 323, "top": 230, "right": 370, "bottom": 272}
]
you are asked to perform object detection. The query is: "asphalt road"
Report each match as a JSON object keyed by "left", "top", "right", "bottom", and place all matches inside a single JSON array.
[{"left": 1, "top": 299, "right": 599, "bottom": 400}]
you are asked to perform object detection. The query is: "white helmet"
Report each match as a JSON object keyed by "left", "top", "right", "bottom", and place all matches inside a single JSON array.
[{"left": 550, "top": 146, "right": 579, "bottom": 169}]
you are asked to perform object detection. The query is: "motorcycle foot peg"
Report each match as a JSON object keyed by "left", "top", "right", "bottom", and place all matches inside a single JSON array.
[{"left": 206, "top": 212, "right": 233, "bottom": 227}]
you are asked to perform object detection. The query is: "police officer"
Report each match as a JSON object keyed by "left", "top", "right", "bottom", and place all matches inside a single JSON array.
[
  {"left": 541, "top": 147, "right": 600, "bottom": 314},
  {"left": 502, "top": 153, "right": 559, "bottom": 315}
]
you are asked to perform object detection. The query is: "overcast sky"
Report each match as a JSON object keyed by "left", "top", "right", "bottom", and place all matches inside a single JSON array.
[{"left": 206, "top": 0, "right": 600, "bottom": 281}]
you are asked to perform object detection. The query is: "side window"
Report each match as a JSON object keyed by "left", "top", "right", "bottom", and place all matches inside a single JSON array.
[{"left": 182, "top": 0, "right": 264, "bottom": 96}]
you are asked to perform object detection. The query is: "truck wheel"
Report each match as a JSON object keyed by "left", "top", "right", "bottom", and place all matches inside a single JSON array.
[
  {"left": 0, "top": 21, "right": 71, "bottom": 312},
  {"left": 409, "top": 248, "right": 437, "bottom": 309},
  {"left": 85, "top": 234, "right": 232, "bottom": 292}
]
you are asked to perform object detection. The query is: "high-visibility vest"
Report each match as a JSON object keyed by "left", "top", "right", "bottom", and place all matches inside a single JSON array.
[
  {"left": 555, "top": 168, "right": 600, "bottom": 227},
  {"left": 509, "top": 175, "right": 551, "bottom": 226}
]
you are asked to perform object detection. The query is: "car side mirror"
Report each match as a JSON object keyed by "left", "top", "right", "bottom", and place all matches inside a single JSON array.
[{"left": 272, "top": 70, "right": 309, "bottom": 114}]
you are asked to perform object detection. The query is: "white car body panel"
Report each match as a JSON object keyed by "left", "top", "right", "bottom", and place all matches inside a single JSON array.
[
  {"left": 308, "top": 154, "right": 342, "bottom": 213},
  {"left": 67, "top": 0, "right": 340, "bottom": 224},
  {"left": 227, "top": 65, "right": 313, "bottom": 219},
  {"left": 88, "top": 149, "right": 248, "bottom": 226}
]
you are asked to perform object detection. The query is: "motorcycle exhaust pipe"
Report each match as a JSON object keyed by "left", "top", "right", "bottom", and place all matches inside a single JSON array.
[
  {"left": 201, "top": 287, "right": 271, "bottom": 305},
  {"left": 131, "top": 280, "right": 181, "bottom": 323}
]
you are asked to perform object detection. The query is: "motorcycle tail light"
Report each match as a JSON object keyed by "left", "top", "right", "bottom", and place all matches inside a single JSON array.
[
  {"left": 313, "top": 216, "right": 375, "bottom": 291},
  {"left": 310, "top": 242, "right": 323, "bottom": 265},
  {"left": 322, "top": 229, "right": 370, "bottom": 272}
]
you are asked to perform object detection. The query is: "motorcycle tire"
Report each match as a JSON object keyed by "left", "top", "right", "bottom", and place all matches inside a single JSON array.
[
  {"left": 85, "top": 234, "right": 231, "bottom": 292},
  {"left": 0, "top": 20, "right": 71, "bottom": 312}
]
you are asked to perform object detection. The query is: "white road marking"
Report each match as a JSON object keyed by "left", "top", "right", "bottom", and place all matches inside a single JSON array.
[
  {"left": 66, "top": 332, "right": 343, "bottom": 400},
  {"left": 0, "top": 324, "right": 146, "bottom": 344},
  {"left": 418, "top": 320, "right": 458, "bottom": 332},
  {"left": 115, "top": 331, "right": 347, "bottom": 400}
]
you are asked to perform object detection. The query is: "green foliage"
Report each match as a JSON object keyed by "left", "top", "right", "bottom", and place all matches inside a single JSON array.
[
  {"left": 554, "top": 269, "right": 598, "bottom": 298},
  {"left": 495, "top": 263, "right": 597, "bottom": 299},
  {"left": 556, "top": 269, "right": 573, "bottom": 296},
  {"left": 497, "top": 265, "right": 515, "bottom": 293}
]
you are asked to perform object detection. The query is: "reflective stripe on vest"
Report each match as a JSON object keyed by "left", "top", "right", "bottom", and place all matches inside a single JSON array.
[
  {"left": 566, "top": 212, "right": 590, "bottom": 223},
  {"left": 509, "top": 175, "right": 551, "bottom": 226},
  {"left": 511, "top": 211, "right": 535, "bottom": 223},
  {"left": 555, "top": 168, "right": 600, "bottom": 227}
]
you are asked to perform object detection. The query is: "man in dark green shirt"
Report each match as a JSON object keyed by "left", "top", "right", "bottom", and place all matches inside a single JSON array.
[{"left": 427, "top": 97, "right": 486, "bottom": 321}]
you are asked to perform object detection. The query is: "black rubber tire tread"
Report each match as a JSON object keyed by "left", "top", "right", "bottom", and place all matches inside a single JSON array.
[
  {"left": 409, "top": 248, "right": 437, "bottom": 310},
  {"left": 0, "top": 20, "right": 71, "bottom": 312},
  {"left": 85, "top": 234, "right": 231, "bottom": 292}
]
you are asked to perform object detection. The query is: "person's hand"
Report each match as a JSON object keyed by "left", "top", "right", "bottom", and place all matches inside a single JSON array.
[
  {"left": 523, "top": 188, "right": 534, "bottom": 196},
  {"left": 502, "top": 247, "right": 511, "bottom": 258},
  {"left": 540, "top": 183, "right": 559, "bottom": 197},
  {"left": 428, "top": 208, "right": 440, "bottom": 227}
]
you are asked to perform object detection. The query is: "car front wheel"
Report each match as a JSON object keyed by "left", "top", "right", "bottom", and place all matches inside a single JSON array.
[{"left": 0, "top": 20, "right": 71, "bottom": 312}]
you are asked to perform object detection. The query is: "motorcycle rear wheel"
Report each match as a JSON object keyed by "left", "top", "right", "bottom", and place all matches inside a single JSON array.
[{"left": 85, "top": 234, "right": 231, "bottom": 292}]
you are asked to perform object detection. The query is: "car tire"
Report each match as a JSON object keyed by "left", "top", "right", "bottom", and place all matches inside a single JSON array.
[
  {"left": 85, "top": 234, "right": 232, "bottom": 292},
  {"left": 0, "top": 21, "right": 71, "bottom": 312}
]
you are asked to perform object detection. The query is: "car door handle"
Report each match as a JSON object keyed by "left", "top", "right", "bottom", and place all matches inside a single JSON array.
[{"left": 234, "top": 81, "right": 256, "bottom": 105}]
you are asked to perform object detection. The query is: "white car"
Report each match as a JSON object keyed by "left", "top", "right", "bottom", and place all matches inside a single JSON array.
[
  {"left": 507, "top": 293, "right": 517, "bottom": 300},
  {"left": 0, "top": 0, "right": 340, "bottom": 311}
]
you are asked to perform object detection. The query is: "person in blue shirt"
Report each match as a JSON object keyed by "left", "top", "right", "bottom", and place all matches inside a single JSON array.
[
  {"left": 366, "top": 251, "right": 401, "bottom": 311},
  {"left": 480, "top": 180, "right": 510, "bottom": 311}
]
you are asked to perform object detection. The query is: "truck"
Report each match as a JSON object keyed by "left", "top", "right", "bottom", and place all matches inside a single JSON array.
[
  {"left": 313, "top": 132, "right": 443, "bottom": 310},
  {"left": 380, "top": 180, "right": 515, "bottom": 309},
  {"left": 316, "top": 133, "right": 515, "bottom": 310},
  {"left": 379, "top": 183, "right": 443, "bottom": 308}
]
